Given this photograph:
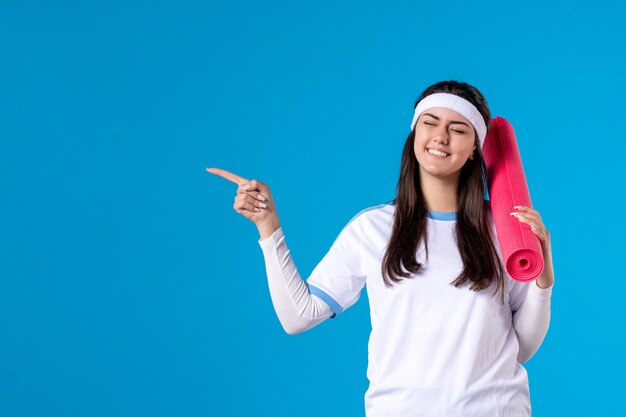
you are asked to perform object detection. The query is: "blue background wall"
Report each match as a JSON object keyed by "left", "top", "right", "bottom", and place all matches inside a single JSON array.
[{"left": 1, "top": 1, "right": 624, "bottom": 416}]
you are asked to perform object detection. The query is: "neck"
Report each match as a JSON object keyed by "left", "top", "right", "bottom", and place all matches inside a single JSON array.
[{"left": 419, "top": 173, "right": 459, "bottom": 212}]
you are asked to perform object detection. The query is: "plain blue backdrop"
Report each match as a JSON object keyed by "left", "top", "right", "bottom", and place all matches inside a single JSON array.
[{"left": 1, "top": 1, "right": 625, "bottom": 416}]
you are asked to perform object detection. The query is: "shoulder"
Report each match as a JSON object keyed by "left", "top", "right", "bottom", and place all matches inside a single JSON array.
[
  {"left": 348, "top": 202, "right": 395, "bottom": 227},
  {"left": 336, "top": 202, "right": 395, "bottom": 237}
]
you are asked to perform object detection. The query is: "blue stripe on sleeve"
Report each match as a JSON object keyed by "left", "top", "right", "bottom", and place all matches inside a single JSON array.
[{"left": 306, "top": 283, "right": 343, "bottom": 319}]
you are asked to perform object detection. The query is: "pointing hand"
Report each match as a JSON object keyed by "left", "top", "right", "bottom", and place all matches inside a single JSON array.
[{"left": 206, "top": 167, "right": 281, "bottom": 239}]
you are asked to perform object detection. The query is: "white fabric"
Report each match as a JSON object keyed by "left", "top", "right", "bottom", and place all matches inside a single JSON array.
[
  {"left": 257, "top": 227, "right": 335, "bottom": 334},
  {"left": 257, "top": 203, "right": 553, "bottom": 417},
  {"left": 410, "top": 92, "right": 488, "bottom": 148},
  {"left": 512, "top": 281, "right": 552, "bottom": 363}
]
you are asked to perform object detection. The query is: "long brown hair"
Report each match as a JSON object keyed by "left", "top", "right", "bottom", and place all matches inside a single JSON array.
[{"left": 381, "top": 80, "right": 505, "bottom": 304}]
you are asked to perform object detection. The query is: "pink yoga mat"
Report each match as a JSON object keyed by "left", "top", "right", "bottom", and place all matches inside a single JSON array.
[{"left": 482, "top": 116, "right": 544, "bottom": 282}]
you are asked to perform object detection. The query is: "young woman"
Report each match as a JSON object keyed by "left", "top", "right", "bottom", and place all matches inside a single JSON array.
[{"left": 207, "top": 80, "right": 554, "bottom": 417}]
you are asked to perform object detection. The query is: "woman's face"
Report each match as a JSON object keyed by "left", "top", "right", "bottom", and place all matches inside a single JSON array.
[{"left": 413, "top": 107, "right": 477, "bottom": 182}]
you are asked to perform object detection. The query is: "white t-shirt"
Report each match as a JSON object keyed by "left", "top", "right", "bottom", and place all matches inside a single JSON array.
[{"left": 305, "top": 203, "right": 539, "bottom": 417}]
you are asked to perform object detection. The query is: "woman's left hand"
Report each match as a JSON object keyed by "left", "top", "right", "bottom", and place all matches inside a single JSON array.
[{"left": 511, "top": 206, "right": 555, "bottom": 289}]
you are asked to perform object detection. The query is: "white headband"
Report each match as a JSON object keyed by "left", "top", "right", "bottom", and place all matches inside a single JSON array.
[{"left": 410, "top": 92, "right": 487, "bottom": 148}]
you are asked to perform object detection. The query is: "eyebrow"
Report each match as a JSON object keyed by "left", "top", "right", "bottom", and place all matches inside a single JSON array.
[{"left": 422, "top": 112, "right": 470, "bottom": 128}]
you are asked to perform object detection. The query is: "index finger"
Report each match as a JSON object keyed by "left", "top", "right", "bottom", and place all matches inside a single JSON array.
[{"left": 206, "top": 167, "right": 250, "bottom": 185}]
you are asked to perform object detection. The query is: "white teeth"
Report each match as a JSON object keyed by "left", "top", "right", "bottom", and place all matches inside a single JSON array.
[{"left": 428, "top": 148, "right": 449, "bottom": 157}]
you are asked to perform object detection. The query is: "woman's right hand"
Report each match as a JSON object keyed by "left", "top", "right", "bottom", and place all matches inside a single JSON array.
[{"left": 206, "top": 167, "right": 281, "bottom": 239}]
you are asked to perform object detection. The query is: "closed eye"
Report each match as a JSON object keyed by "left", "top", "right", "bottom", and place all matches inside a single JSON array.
[{"left": 425, "top": 121, "right": 465, "bottom": 134}]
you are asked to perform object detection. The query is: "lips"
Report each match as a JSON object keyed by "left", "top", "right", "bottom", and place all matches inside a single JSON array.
[{"left": 426, "top": 148, "right": 450, "bottom": 158}]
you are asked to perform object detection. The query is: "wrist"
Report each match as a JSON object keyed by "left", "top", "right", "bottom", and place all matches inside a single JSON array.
[{"left": 257, "top": 219, "right": 281, "bottom": 240}]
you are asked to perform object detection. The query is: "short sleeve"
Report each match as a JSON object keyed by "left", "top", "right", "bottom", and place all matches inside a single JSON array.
[
  {"left": 508, "top": 277, "right": 530, "bottom": 314},
  {"left": 305, "top": 212, "right": 367, "bottom": 318},
  {"left": 510, "top": 274, "right": 553, "bottom": 314}
]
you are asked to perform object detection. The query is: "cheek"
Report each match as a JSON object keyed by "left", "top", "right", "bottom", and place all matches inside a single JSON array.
[
  {"left": 413, "top": 140, "right": 425, "bottom": 159},
  {"left": 413, "top": 135, "right": 426, "bottom": 151},
  {"left": 455, "top": 139, "right": 476, "bottom": 156}
]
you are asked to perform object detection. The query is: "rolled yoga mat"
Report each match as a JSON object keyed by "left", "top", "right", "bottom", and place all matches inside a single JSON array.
[{"left": 482, "top": 116, "right": 544, "bottom": 282}]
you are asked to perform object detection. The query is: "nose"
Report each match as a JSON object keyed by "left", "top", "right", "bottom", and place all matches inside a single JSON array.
[
  {"left": 433, "top": 131, "right": 449, "bottom": 144},
  {"left": 433, "top": 124, "right": 449, "bottom": 144}
]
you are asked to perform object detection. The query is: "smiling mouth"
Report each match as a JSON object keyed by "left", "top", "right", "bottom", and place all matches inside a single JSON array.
[{"left": 426, "top": 148, "right": 450, "bottom": 158}]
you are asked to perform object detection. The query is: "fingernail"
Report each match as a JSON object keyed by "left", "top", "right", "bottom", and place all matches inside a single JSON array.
[
  {"left": 254, "top": 207, "right": 261, "bottom": 212},
  {"left": 257, "top": 194, "right": 266, "bottom": 201},
  {"left": 510, "top": 212, "right": 519, "bottom": 216},
  {"left": 243, "top": 184, "right": 250, "bottom": 190},
  {"left": 514, "top": 206, "right": 522, "bottom": 209},
  {"left": 258, "top": 202, "right": 267, "bottom": 208}
]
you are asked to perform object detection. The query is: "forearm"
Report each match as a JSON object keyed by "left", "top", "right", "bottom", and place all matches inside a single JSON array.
[
  {"left": 513, "top": 280, "right": 553, "bottom": 363},
  {"left": 258, "top": 227, "right": 334, "bottom": 334}
]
